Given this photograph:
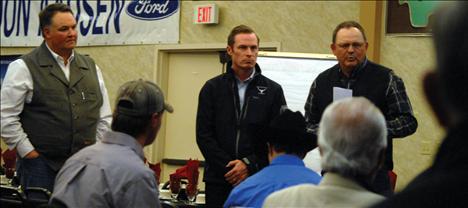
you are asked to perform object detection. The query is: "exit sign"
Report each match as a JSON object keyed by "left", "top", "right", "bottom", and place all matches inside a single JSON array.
[{"left": 194, "top": 4, "right": 219, "bottom": 24}]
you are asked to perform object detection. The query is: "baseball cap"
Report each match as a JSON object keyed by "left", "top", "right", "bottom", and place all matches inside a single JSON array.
[{"left": 116, "top": 79, "right": 173, "bottom": 116}]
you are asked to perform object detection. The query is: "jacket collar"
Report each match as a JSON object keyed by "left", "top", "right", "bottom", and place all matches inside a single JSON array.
[
  {"left": 37, "top": 41, "right": 90, "bottom": 71},
  {"left": 337, "top": 58, "right": 368, "bottom": 79},
  {"left": 36, "top": 42, "right": 89, "bottom": 87},
  {"left": 44, "top": 42, "right": 75, "bottom": 66},
  {"left": 226, "top": 61, "right": 262, "bottom": 78}
]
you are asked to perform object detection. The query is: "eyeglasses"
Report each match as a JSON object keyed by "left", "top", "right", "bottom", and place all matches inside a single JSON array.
[{"left": 336, "top": 42, "right": 365, "bottom": 49}]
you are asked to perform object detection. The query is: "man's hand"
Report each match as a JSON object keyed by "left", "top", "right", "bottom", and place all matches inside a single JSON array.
[
  {"left": 24, "top": 150, "right": 39, "bottom": 159},
  {"left": 224, "top": 159, "right": 248, "bottom": 186}
]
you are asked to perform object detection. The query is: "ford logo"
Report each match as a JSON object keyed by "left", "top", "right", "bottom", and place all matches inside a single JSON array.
[{"left": 126, "top": 0, "right": 179, "bottom": 21}]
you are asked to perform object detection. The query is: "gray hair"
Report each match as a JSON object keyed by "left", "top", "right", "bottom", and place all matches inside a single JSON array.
[{"left": 318, "top": 97, "right": 387, "bottom": 177}]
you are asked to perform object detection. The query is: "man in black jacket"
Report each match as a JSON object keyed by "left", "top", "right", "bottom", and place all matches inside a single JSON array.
[
  {"left": 196, "top": 25, "right": 286, "bottom": 207},
  {"left": 374, "top": 2, "right": 468, "bottom": 207},
  {"left": 304, "top": 21, "right": 418, "bottom": 196}
]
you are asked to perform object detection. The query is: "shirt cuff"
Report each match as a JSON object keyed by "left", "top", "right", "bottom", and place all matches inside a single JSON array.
[{"left": 16, "top": 139, "right": 35, "bottom": 158}]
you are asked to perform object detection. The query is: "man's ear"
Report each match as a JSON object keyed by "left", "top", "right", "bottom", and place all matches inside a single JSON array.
[
  {"left": 151, "top": 112, "right": 162, "bottom": 128},
  {"left": 330, "top": 43, "right": 336, "bottom": 55},
  {"left": 423, "top": 71, "right": 450, "bottom": 128},
  {"left": 42, "top": 27, "right": 50, "bottom": 39},
  {"left": 367, "top": 148, "right": 386, "bottom": 180},
  {"left": 376, "top": 148, "right": 385, "bottom": 170},
  {"left": 226, "top": 45, "right": 233, "bottom": 56}
]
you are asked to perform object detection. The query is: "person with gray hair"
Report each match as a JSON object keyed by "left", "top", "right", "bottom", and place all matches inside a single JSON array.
[
  {"left": 319, "top": 97, "right": 387, "bottom": 179},
  {"left": 374, "top": 2, "right": 468, "bottom": 207},
  {"left": 263, "top": 97, "right": 386, "bottom": 208}
]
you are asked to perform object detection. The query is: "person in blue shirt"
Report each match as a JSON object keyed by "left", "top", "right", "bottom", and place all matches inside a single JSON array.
[{"left": 223, "top": 108, "right": 321, "bottom": 208}]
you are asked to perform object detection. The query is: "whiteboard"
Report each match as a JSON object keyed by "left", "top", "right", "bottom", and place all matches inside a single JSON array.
[{"left": 257, "top": 52, "right": 337, "bottom": 114}]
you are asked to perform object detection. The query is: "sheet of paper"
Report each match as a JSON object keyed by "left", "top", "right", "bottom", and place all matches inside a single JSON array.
[{"left": 333, "top": 87, "right": 353, "bottom": 101}]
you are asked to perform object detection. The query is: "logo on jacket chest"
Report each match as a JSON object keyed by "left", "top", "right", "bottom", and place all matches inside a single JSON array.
[{"left": 256, "top": 86, "right": 268, "bottom": 95}]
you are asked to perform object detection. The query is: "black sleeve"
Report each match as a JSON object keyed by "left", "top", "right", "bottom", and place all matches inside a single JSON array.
[
  {"left": 304, "top": 80, "right": 320, "bottom": 135},
  {"left": 196, "top": 82, "right": 232, "bottom": 175}
]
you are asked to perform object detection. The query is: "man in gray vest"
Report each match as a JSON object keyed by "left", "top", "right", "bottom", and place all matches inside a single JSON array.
[{"left": 0, "top": 3, "right": 112, "bottom": 193}]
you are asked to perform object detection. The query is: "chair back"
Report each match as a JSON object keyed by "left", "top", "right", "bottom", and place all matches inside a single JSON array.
[
  {"left": 160, "top": 200, "right": 180, "bottom": 208},
  {"left": 24, "top": 187, "right": 52, "bottom": 208},
  {"left": 0, "top": 185, "right": 25, "bottom": 208}
]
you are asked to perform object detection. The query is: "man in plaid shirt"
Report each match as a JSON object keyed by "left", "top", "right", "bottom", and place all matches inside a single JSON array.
[{"left": 304, "top": 21, "right": 417, "bottom": 196}]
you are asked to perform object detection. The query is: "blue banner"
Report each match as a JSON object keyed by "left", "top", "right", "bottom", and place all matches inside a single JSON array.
[{"left": 1, "top": 0, "right": 180, "bottom": 46}]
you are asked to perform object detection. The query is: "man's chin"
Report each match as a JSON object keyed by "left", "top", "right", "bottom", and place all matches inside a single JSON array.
[
  {"left": 65, "top": 45, "right": 76, "bottom": 50},
  {"left": 66, "top": 41, "right": 76, "bottom": 47},
  {"left": 345, "top": 61, "right": 359, "bottom": 68},
  {"left": 342, "top": 64, "right": 358, "bottom": 71},
  {"left": 241, "top": 64, "right": 255, "bottom": 69}
]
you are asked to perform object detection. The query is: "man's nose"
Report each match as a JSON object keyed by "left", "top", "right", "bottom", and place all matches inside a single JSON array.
[
  {"left": 246, "top": 48, "right": 254, "bottom": 56},
  {"left": 69, "top": 28, "right": 77, "bottom": 36}
]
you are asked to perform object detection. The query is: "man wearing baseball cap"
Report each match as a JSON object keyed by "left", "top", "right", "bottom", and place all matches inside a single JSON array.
[{"left": 50, "top": 79, "right": 173, "bottom": 208}]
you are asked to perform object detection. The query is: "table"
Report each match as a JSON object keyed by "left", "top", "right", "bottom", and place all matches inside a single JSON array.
[
  {"left": 159, "top": 188, "right": 205, "bottom": 208},
  {"left": 160, "top": 198, "right": 205, "bottom": 208}
]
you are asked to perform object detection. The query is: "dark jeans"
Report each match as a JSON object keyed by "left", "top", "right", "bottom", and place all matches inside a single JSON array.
[
  {"left": 372, "top": 168, "right": 393, "bottom": 197},
  {"left": 17, "top": 156, "right": 57, "bottom": 197},
  {"left": 205, "top": 182, "right": 232, "bottom": 208}
]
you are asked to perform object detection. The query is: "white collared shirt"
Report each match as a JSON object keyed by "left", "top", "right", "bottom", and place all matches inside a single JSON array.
[
  {"left": 45, "top": 43, "right": 74, "bottom": 81},
  {"left": 0, "top": 43, "right": 112, "bottom": 157},
  {"left": 236, "top": 69, "right": 255, "bottom": 111}
]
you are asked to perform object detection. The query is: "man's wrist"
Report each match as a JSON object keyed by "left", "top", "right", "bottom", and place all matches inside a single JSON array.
[{"left": 241, "top": 157, "right": 250, "bottom": 166}]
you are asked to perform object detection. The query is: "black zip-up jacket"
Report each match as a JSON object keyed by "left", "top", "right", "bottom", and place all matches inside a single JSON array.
[{"left": 196, "top": 62, "right": 286, "bottom": 185}]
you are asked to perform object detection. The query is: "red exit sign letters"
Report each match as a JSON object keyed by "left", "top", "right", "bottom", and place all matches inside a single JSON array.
[{"left": 194, "top": 4, "right": 218, "bottom": 24}]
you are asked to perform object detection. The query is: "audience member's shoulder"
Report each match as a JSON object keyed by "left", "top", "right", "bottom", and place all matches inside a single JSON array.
[
  {"left": 263, "top": 184, "right": 317, "bottom": 207},
  {"left": 80, "top": 142, "right": 145, "bottom": 170},
  {"left": 67, "top": 143, "right": 100, "bottom": 161},
  {"left": 374, "top": 169, "right": 468, "bottom": 208}
]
